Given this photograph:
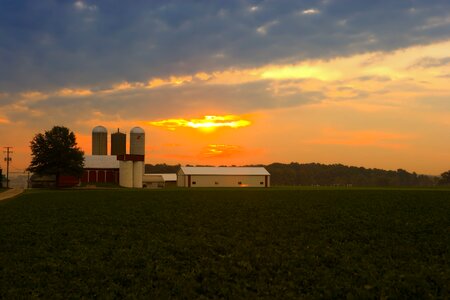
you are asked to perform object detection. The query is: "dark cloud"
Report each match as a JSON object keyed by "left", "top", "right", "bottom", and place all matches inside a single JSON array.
[
  {"left": 2, "top": 80, "right": 323, "bottom": 130},
  {"left": 1, "top": 0, "right": 449, "bottom": 92},
  {"left": 410, "top": 56, "right": 450, "bottom": 68}
]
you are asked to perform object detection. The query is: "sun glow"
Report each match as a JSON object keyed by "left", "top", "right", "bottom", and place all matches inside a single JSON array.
[
  {"left": 149, "top": 115, "right": 251, "bottom": 132},
  {"left": 203, "top": 144, "right": 241, "bottom": 157}
]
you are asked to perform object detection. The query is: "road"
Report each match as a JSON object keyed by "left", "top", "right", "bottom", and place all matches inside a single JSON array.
[{"left": 0, "top": 188, "right": 24, "bottom": 201}]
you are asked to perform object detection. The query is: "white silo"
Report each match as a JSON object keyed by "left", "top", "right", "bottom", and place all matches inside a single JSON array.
[
  {"left": 92, "top": 126, "right": 108, "bottom": 155},
  {"left": 130, "top": 127, "right": 145, "bottom": 188},
  {"left": 119, "top": 161, "right": 133, "bottom": 188},
  {"left": 130, "top": 127, "right": 145, "bottom": 155},
  {"left": 133, "top": 161, "right": 143, "bottom": 188}
]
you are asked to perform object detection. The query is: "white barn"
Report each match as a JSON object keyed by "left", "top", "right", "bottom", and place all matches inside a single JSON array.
[{"left": 177, "top": 167, "right": 270, "bottom": 188}]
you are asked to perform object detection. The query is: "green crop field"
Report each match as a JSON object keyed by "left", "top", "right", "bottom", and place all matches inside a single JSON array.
[{"left": 1, "top": 188, "right": 449, "bottom": 298}]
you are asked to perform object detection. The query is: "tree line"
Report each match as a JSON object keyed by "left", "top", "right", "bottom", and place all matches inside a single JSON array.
[
  {"left": 258, "top": 163, "right": 439, "bottom": 187},
  {"left": 146, "top": 163, "right": 449, "bottom": 187}
]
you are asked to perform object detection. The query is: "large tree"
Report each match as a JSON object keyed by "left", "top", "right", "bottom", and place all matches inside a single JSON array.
[
  {"left": 28, "top": 126, "right": 84, "bottom": 186},
  {"left": 439, "top": 170, "right": 450, "bottom": 186}
]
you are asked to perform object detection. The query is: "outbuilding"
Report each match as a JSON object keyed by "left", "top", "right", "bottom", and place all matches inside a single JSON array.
[
  {"left": 177, "top": 167, "right": 270, "bottom": 188},
  {"left": 143, "top": 173, "right": 177, "bottom": 188}
]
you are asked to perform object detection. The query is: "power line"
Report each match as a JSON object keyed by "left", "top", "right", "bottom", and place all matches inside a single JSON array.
[{"left": 3, "top": 147, "right": 12, "bottom": 188}]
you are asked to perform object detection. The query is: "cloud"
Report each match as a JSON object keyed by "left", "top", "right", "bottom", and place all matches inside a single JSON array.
[
  {"left": 202, "top": 144, "right": 242, "bottom": 158},
  {"left": 410, "top": 56, "right": 450, "bottom": 68},
  {"left": 2, "top": 38, "right": 449, "bottom": 135},
  {"left": 56, "top": 88, "right": 93, "bottom": 97},
  {"left": 74, "top": 1, "right": 97, "bottom": 12},
  {"left": 1, "top": 0, "right": 449, "bottom": 92},
  {"left": 301, "top": 9, "right": 320, "bottom": 15}
]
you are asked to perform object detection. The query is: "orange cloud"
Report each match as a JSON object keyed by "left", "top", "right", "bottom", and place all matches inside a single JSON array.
[
  {"left": 147, "top": 75, "right": 193, "bottom": 88},
  {"left": 202, "top": 144, "right": 242, "bottom": 158},
  {"left": 195, "top": 72, "right": 212, "bottom": 81},
  {"left": 19, "top": 91, "right": 49, "bottom": 102},
  {"left": 110, "top": 81, "right": 144, "bottom": 91},
  {"left": 56, "top": 88, "right": 92, "bottom": 97},
  {"left": 148, "top": 115, "right": 251, "bottom": 132}
]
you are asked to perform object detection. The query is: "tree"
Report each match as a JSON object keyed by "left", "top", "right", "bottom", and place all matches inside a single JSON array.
[
  {"left": 438, "top": 170, "right": 450, "bottom": 185},
  {"left": 27, "top": 126, "right": 84, "bottom": 186}
]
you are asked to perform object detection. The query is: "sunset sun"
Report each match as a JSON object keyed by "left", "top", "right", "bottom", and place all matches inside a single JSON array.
[{"left": 148, "top": 115, "right": 251, "bottom": 132}]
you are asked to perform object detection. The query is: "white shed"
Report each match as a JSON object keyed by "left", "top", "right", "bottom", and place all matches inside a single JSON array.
[
  {"left": 143, "top": 173, "right": 177, "bottom": 188},
  {"left": 177, "top": 167, "right": 270, "bottom": 188}
]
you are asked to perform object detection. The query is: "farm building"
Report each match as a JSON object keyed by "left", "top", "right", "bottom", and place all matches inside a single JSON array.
[
  {"left": 143, "top": 174, "right": 177, "bottom": 188},
  {"left": 81, "top": 155, "right": 120, "bottom": 184},
  {"left": 30, "top": 174, "right": 80, "bottom": 188},
  {"left": 177, "top": 167, "right": 270, "bottom": 187}
]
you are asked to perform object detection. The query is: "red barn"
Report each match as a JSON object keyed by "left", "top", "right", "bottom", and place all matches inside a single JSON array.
[{"left": 81, "top": 155, "right": 120, "bottom": 184}]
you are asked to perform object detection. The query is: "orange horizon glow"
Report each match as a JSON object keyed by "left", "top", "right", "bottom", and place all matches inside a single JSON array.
[
  {"left": 203, "top": 144, "right": 241, "bottom": 158},
  {"left": 148, "top": 115, "right": 251, "bottom": 132}
]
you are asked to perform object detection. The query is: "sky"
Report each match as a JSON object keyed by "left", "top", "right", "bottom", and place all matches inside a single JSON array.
[{"left": 0, "top": 0, "right": 449, "bottom": 175}]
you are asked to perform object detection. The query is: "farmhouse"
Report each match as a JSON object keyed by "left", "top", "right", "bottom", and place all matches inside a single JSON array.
[{"left": 177, "top": 167, "right": 270, "bottom": 187}]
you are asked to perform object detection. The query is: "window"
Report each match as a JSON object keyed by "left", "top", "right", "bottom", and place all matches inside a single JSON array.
[
  {"left": 192, "top": 181, "right": 196, "bottom": 185},
  {"left": 260, "top": 182, "right": 264, "bottom": 185},
  {"left": 215, "top": 182, "right": 219, "bottom": 185},
  {"left": 238, "top": 181, "right": 242, "bottom": 185}
]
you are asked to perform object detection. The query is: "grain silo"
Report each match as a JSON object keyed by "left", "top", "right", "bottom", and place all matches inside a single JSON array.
[
  {"left": 130, "top": 127, "right": 145, "bottom": 188},
  {"left": 111, "top": 128, "right": 126, "bottom": 155},
  {"left": 119, "top": 161, "right": 133, "bottom": 188},
  {"left": 130, "top": 127, "right": 145, "bottom": 155},
  {"left": 133, "top": 161, "right": 143, "bottom": 188},
  {"left": 92, "top": 126, "right": 107, "bottom": 155}
]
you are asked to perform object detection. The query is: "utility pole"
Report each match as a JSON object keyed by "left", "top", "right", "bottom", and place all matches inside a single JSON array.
[{"left": 3, "top": 147, "right": 12, "bottom": 188}]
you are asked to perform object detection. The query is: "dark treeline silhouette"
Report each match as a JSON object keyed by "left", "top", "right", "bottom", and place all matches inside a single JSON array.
[
  {"left": 145, "top": 164, "right": 180, "bottom": 174},
  {"left": 145, "top": 162, "right": 442, "bottom": 187},
  {"left": 257, "top": 163, "right": 438, "bottom": 186}
]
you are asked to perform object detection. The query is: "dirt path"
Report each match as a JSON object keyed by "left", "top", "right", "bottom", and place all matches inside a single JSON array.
[{"left": 0, "top": 188, "right": 25, "bottom": 201}]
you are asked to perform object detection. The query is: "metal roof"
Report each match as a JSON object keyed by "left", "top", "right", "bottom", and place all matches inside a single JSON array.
[
  {"left": 84, "top": 155, "right": 119, "bottom": 169},
  {"left": 179, "top": 167, "right": 270, "bottom": 176},
  {"left": 143, "top": 173, "right": 177, "bottom": 182},
  {"left": 160, "top": 174, "right": 177, "bottom": 181}
]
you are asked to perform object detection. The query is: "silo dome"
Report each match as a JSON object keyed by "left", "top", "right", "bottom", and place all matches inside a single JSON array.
[
  {"left": 92, "top": 126, "right": 107, "bottom": 133},
  {"left": 130, "top": 127, "right": 145, "bottom": 134},
  {"left": 92, "top": 125, "right": 108, "bottom": 155}
]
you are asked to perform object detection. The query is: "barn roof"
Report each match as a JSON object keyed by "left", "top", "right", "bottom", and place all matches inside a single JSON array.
[
  {"left": 84, "top": 155, "right": 120, "bottom": 169},
  {"left": 143, "top": 173, "right": 177, "bottom": 182},
  {"left": 160, "top": 174, "right": 177, "bottom": 181},
  {"left": 179, "top": 167, "right": 270, "bottom": 176}
]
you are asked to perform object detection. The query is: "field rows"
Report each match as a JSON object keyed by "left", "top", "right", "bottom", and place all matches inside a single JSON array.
[{"left": 1, "top": 188, "right": 449, "bottom": 298}]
